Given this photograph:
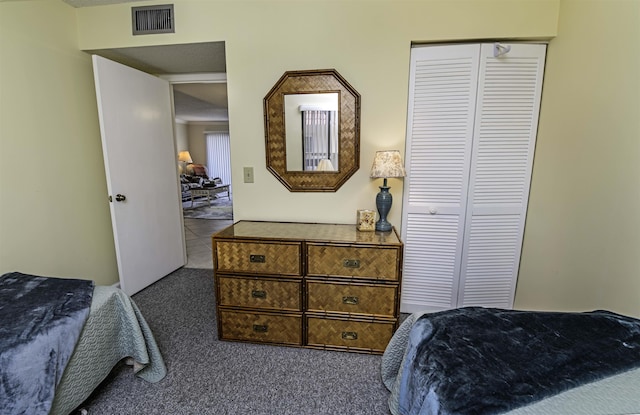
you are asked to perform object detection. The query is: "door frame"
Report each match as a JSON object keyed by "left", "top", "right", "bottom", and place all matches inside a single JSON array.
[{"left": 162, "top": 72, "right": 229, "bottom": 266}]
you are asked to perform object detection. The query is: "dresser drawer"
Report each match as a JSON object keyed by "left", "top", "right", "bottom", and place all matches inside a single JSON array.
[
  {"left": 307, "top": 244, "right": 399, "bottom": 281},
  {"left": 218, "top": 276, "right": 301, "bottom": 311},
  {"left": 306, "top": 317, "right": 395, "bottom": 353},
  {"left": 306, "top": 281, "right": 396, "bottom": 317},
  {"left": 219, "top": 310, "right": 302, "bottom": 345},
  {"left": 215, "top": 241, "right": 301, "bottom": 276}
]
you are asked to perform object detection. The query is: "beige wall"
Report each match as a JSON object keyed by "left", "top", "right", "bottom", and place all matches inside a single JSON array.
[
  {"left": 0, "top": 0, "right": 118, "bottom": 284},
  {"left": 175, "top": 121, "right": 189, "bottom": 155},
  {"left": 175, "top": 121, "right": 189, "bottom": 173},
  {"left": 186, "top": 122, "right": 229, "bottom": 166},
  {"left": 6, "top": 0, "right": 637, "bottom": 317},
  {"left": 516, "top": 0, "right": 640, "bottom": 317},
  {"left": 76, "top": 0, "right": 558, "bottom": 226}
]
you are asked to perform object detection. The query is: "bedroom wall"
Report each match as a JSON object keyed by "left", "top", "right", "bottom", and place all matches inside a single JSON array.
[
  {"left": 72, "top": 0, "right": 640, "bottom": 318},
  {"left": 12, "top": 1, "right": 634, "bottom": 316},
  {"left": 175, "top": 121, "right": 189, "bottom": 154},
  {"left": 186, "top": 122, "right": 229, "bottom": 166},
  {"left": 0, "top": 0, "right": 118, "bottom": 284},
  {"left": 75, "top": 0, "right": 559, "bottom": 228},
  {"left": 516, "top": 0, "right": 640, "bottom": 317}
]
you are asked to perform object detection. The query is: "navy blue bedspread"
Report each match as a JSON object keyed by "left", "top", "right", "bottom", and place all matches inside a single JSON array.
[
  {"left": 398, "top": 307, "right": 640, "bottom": 415},
  {"left": 0, "top": 272, "right": 94, "bottom": 415}
]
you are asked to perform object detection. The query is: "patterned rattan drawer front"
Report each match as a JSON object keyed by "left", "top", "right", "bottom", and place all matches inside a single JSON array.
[
  {"left": 218, "top": 276, "right": 301, "bottom": 311},
  {"left": 307, "top": 244, "right": 399, "bottom": 281},
  {"left": 306, "top": 281, "right": 396, "bottom": 317},
  {"left": 219, "top": 310, "right": 302, "bottom": 345},
  {"left": 306, "top": 317, "right": 395, "bottom": 353},
  {"left": 215, "top": 241, "right": 301, "bottom": 276}
]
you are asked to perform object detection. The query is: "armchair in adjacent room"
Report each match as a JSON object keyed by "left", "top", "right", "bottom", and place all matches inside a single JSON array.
[
  {"left": 185, "top": 163, "right": 210, "bottom": 179},
  {"left": 180, "top": 164, "right": 231, "bottom": 204}
]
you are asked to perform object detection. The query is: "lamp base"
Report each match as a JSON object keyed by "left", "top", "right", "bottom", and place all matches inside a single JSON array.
[
  {"left": 375, "top": 219, "right": 393, "bottom": 232},
  {"left": 375, "top": 184, "right": 393, "bottom": 232}
]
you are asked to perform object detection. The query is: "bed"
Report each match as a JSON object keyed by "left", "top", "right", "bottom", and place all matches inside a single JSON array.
[
  {"left": 381, "top": 307, "right": 640, "bottom": 415},
  {"left": 0, "top": 272, "right": 166, "bottom": 415}
]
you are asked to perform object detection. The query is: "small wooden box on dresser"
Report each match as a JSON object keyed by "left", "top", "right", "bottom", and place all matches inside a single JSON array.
[{"left": 212, "top": 221, "right": 403, "bottom": 354}]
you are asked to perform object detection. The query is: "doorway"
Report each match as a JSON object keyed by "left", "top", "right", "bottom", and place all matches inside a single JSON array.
[
  {"left": 169, "top": 79, "right": 232, "bottom": 269},
  {"left": 87, "top": 41, "right": 231, "bottom": 270},
  {"left": 170, "top": 79, "right": 233, "bottom": 219}
]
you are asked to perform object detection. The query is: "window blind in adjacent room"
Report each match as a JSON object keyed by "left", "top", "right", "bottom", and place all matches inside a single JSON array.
[{"left": 206, "top": 132, "right": 232, "bottom": 189}]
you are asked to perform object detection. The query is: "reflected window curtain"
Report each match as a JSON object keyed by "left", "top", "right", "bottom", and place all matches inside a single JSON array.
[
  {"left": 302, "top": 110, "right": 338, "bottom": 170},
  {"left": 328, "top": 110, "right": 338, "bottom": 168},
  {"left": 205, "top": 132, "right": 232, "bottom": 190}
]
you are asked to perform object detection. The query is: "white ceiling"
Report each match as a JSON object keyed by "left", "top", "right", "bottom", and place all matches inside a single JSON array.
[
  {"left": 173, "top": 83, "right": 229, "bottom": 123},
  {"left": 86, "top": 42, "right": 227, "bottom": 74}
]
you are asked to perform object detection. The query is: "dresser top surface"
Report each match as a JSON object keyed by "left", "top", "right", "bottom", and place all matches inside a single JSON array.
[{"left": 214, "top": 221, "right": 401, "bottom": 246}]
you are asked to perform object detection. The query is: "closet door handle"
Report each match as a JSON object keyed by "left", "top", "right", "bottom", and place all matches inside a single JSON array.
[{"left": 429, "top": 208, "right": 437, "bottom": 214}]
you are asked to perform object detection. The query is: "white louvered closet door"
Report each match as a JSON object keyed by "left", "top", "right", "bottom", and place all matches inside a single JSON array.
[
  {"left": 400, "top": 45, "right": 480, "bottom": 313},
  {"left": 400, "top": 43, "right": 546, "bottom": 313},
  {"left": 458, "top": 43, "right": 546, "bottom": 307}
]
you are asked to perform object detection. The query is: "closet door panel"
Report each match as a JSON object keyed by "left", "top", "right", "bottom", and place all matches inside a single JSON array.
[
  {"left": 459, "top": 214, "right": 523, "bottom": 307},
  {"left": 459, "top": 43, "right": 547, "bottom": 307},
  {"left": 402, "top": 213, "right": 461, "bottom": 312},
  {"left": 400, "top": 45, "right": 480, "bottom": 313}
]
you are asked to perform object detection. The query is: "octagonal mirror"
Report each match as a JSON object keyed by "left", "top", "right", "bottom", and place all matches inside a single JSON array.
[{"left": 264, "top": 69, "right": 360, "bottom": 192}]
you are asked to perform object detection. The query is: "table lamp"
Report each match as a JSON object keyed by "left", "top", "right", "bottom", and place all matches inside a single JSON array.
[
  {"left": 316, "top": 159, "right": 335, "bottom": 171},
  {"left": 178, "top": 150, "right": 193, "bottom": 174},
  {"left": 369, "top": 150, "right": 406, "bottom": 232}
]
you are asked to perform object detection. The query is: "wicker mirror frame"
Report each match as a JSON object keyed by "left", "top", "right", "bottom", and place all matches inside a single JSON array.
[{"left": 264, "top": 69, "right": 361, "bottom": 192}]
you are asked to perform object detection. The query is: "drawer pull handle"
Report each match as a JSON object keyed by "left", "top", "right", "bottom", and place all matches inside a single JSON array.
[
  {"left": 343, "top": 259, "right": 360, "bottom": 268},
  {"left": 251, "top": 290, "right": 267, "bottom": 299},
  {"left": 253, "top": 324, "right": 268, "bottom": 333},
  {"left": 342, "top": 296, "right": 359, "bottom": 305},
  {"left": 342, "top": 331, "right": 358, "bottom": 341},
  {"left": 250, "top": 254, "right": 266, "bottom": 263}
]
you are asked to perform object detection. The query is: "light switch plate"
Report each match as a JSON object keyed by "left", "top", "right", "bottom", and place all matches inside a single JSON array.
[{"left": 243, "top": 167, "right": 254, "bottom": 183}]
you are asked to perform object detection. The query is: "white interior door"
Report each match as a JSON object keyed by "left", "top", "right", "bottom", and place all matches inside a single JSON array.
[{"left": 93, "top": 55, "right": 186, "bottom": 296}]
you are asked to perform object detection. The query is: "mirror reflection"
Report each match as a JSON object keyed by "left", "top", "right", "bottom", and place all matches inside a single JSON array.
[
  {"left": 264, "top": 68, "right": 360, "bottom": 192},
  {"left": 285, "top": 93, "right": 339, "bottom": 171}
]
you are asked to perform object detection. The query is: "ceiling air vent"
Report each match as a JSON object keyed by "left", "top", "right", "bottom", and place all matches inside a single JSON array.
[{"left": 132, "top": 4, "right": 175, "bottom": 35}]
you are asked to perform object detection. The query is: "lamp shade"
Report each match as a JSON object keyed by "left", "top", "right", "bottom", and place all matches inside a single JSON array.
[
  {"left": 370, "top": 150, "right": 406, "bottom": 178},
  {"left": 316, "top": 159, "right": 335, "bottom": 171},
  {"left": 178, "top": 151, "right": 193, "bottom": 163}
]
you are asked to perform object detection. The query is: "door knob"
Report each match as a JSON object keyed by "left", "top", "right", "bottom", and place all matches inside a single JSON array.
[
  {"left": 429, "top": 208, "right": 437, "bottom": 214},
  {"left": 115, "top": 194, "right": 126, "bottom": 202}
]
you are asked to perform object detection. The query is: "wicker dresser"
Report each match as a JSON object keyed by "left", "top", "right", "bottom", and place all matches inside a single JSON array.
[{"left": 212, "top": 221, "right": 403, "bottom": 354}]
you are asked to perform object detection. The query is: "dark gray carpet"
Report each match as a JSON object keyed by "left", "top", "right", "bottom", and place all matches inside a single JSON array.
[{"left": 77, "top": 268, "right": 391, "bottom": 415}]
